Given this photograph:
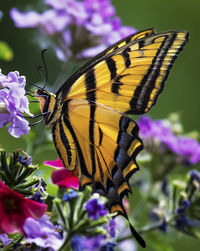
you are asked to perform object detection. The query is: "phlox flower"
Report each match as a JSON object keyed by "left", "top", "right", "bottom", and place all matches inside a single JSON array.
[
  {"left": 0, "top": 69, "right": 31, "bottom": 137},
  {"left": 10, "top": 0, "right": 136, "bottom": 60},
  {"left": 84, "top": 193, "right": 108, "bottom": 220},
  {"left": 71, "top": 235, "right": 106, "bottom": 251},
  {"left": 0, "top": 180, "right": 47, "bottom": 234},
  {"left": 138, "top": 116, "right": 200, "bottom": 165},
  {"left": 0, "top": 233, "right": 12, "bottom": 245},
  {"left": 23, "top": 214, "right": 63, "bottom": 250}
]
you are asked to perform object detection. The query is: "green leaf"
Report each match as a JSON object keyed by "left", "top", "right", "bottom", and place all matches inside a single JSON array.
[
  {"left": 0, "top": 41, "right": 13, "bottom": 61},
  {"left": 144, "top": 232, "right": 174, "bottom": 251}
]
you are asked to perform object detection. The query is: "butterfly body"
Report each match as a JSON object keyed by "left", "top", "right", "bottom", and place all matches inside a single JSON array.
[{"left": 36, "top": 29, "right": 189, "bottom": 247}]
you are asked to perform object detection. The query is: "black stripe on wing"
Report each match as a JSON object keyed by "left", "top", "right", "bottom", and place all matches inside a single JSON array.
[
  {"left": 85, "top": 68, "right": 97, "bottom": 183},
  {"left": 56, "top": 29, "right": 155, "bottom": 100}
]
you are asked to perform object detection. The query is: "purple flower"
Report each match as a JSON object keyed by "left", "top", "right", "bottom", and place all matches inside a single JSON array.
[
  {"left": 158, "top": 220, "right": 168, "bottom": 232},
  {"left": 23, "top": 214, "right": 63, "bottom": 249},
  {"left": 63, "top": 189, "right": 79, "bottom": 201},
  {"left": 175, "top": 214, "right": 190, "bottom": 230},
  {"left": 138, "top": 116, "right": 200, "bottom": 165},
  {"left": 0, "top": 69, "right": 31, "bottom": 137},
  {"left": 71, "top": 235, "right": 106, "bottom": 251},
  {"left": 0, "top": 233, "right": 12, "bottom": 245},
  {"left": 84, "top": 194, "right": 108, "bottom": 220},
  {"left": 150, "top": 210, "right": 168, "bottom": 232},
  {"left": 176, "top": 199, "right": 190, "bottom": 214},
  {"left": 138, "top": 116, "right": 178, "bottom": 153},
  {"left": 100, "top": 241, "right": 116, "bottom": 251},
  {"left": 176, "top": 137, "right": 200, "bottom": 164},
  {"left": 118, "top": 239, "right": 137, "bottom": 251},
  {"left": 84, "top": 0, "right": 115, "bottom": 19},
  {"left": 174, "top": 199, "right": 191, "bottom": 230},
  {"left": 189, "top": 170, "right": 200, "bottom": 183},
  {"left": 18, "top": 155, "right": 32, "bottom": 166},
  {"left": 79, "top": 44, "right": 107, "bottom": 58},
  {"left": 10, "top": 8, "right": 40, "bottom": 28},
  {"left": 10, "top": 0, "right": 136, "bottom": 60},
  {"left": 31, "top": 191, "right": 44, "bottom": 203},
  {"left": 108, "top": 219, "right": 117, "bottom": 238},
  {"left": 10, "top": 8, "right": 71, "bottom": 35}
]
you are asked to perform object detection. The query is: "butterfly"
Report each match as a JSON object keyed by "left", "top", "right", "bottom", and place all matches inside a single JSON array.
[{"left": 35, "top": 28, "right": 189, "bottom": 247}]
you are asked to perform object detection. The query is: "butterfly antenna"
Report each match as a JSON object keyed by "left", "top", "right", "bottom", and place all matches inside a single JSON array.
[
  {"left": 37, "top": 66, "right": 46, "bottom": 86},
  {"left": 28, "top": 82, "right": 41, "bottom": 89},
  {"left": 29, "top": 119, "right": 44, "bottom": 126},
  {"left": 41, "top": 49, "right": 48, "bottom": 89},
  {"left": 29, "top": 100, "right": 39, "bottom": 103}
]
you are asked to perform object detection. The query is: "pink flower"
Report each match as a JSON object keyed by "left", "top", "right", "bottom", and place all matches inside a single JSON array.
[
  {"left": 0, "top": 180, "right": 47, "bottom": 234},
  {"left": 44, "top": 158, "right": 79, "bottom": 189},
  {"left": 122, "top": 199, "right": 130, "bottom": 215}
]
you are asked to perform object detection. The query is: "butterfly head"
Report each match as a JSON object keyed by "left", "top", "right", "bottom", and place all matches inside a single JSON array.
[{"left": 35, "top": 88, "right": 60, "bottom": 126}]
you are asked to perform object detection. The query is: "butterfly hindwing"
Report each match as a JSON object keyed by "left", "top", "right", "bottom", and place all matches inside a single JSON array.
[
  {"left": 58, "top": 31, "right": 189, "bottom": 115},
  {"left": 54, "top": 99, "right": 142, "bottom": 203}
]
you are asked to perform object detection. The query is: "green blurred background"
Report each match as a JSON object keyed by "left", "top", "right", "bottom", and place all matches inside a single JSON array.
[{"left": 0, "top": 0, "right": 200, "bottom": 250}]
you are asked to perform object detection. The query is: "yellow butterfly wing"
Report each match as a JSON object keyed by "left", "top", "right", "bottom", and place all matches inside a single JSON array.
[
  {"left": 51, "top": 98, "right": 145, "bottom": 246},
  {"left": 57, "top": 30, "right": 189, "bottom": 114}
]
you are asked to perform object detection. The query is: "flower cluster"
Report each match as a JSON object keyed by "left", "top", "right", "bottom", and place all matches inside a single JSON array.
[
  {"left": 0, "top": 69, "right": 31, "bottom": 137},
  {"left": 174, "top": 199, "right": 190, "bottom": 229},
  {"left": 71, "top": 235, "right": 106, "bottom": 251},
  {"left": 84, "top": 193, "right": 108, "bottom": 220},
  {"left": 138, "top": 115, "right": 200, "bottom": 165},
  {"left": 68, "top": 192, "right": 116, "bottom": 251},
  {"left": 10, "top": 0, "right": 136, "bottom": 61},
  {"left": 23, "top": 215, "right": 63, "bottom": 249}
]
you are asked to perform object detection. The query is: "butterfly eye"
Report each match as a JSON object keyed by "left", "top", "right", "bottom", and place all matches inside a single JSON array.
[{"left": 35, "top": 88, "right": 46, "bottom": 96}]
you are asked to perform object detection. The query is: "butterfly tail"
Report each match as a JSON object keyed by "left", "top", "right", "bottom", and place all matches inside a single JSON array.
[
  {"left": 120, "top": 207, "right": 146, "bottom": 248},
  {"left": 129, "top": 221, "right": 146, "bottom": 248}
]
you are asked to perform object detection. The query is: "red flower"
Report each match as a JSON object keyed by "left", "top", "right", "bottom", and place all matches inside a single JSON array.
[
  {"left": 44, "top": 158, "right": 79, "bottom": 189},
  {"left": 0, "top": 180, "right": 47, "bottom": 234}
]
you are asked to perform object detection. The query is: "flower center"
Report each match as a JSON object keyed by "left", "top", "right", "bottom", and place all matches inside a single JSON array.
[
  {"left": 41, "top": 234, "right": 48, "bottom": 239},
  {"left": 4, "top": 198, "right": 17, "bottom": 210}
]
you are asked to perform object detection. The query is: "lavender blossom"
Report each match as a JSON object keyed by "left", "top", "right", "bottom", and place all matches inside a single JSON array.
[
  {"left": 71, "top": 235, "right": 106, "bottom": 251},
  {"left": 18, "top": 155, "right": 32, "bottom": 166},
  {"left": 176, "top": 137, "right": 200, "bottom": 164},
  {"left": 84, "top": 193, "right": 108, "bottom": 220},
  {"left": 158, "top": 220, "right": 168, "bottom": 232},
  {"left": 100, "top": 241, "right": 116, "bottom": 251},
  {"left": 174, "top": 199, "right": 190, "bottom": 230},
  {"left": 23, "top": 214, "right": 63, "bottom": 250},
  {"left": 189, "top": 170, "right": 200, "bottom": 183},
  {"left": 138, "top": 116, "right": 200, "bottom": 165},
  {"left": 63, "top": 189, "right": 79, "bottom": 201},
  {"left": 0, "top": 233, "right": 12, "bottom": 245},
  {"left": 10, "top": 0, "right": 136, "bottom": 61},
  {"left": 0, "top": 69, "right": 31, "bottom": 137},
  {"left": 108, "top": 219, "right": 117, "bottom": 238}
]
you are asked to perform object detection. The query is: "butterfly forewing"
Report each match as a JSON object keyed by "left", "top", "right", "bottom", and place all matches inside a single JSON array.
[
  {"left": 60, "top": 31, "right": 188, "bottom": 115},
  {"left": 56, "top": 29, "right": 155, "bottom": 100}
]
